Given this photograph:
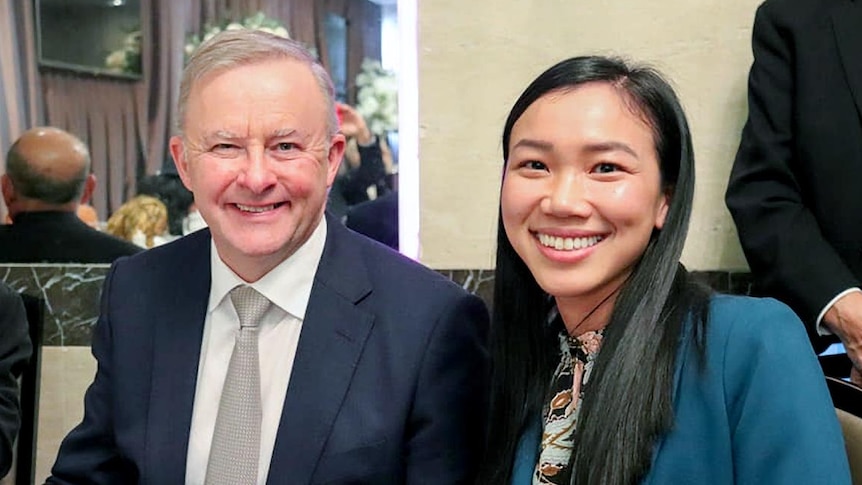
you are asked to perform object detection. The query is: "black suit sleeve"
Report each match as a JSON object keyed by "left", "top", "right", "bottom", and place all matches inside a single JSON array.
[
  {"left": 48, "top": 263, "right": 137, "bottom": 484},
  {"left": 405, "top": 292, "right": 490, "bottom": 484},
  {"left": 0, "top": 283, "right": 31, "bottom": 478},
  {"left": 725, "top": 0, "right": 859, "bottom": 329}
]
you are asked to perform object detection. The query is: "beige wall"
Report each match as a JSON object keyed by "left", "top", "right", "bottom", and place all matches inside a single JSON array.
[{"left": 417, "top": 0, "right": 760, "bottom": 271}]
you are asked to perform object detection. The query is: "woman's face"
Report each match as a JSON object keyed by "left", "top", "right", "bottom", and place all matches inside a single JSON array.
[{"left": 501, "top": 82, "right": 669, "bottom": 309}]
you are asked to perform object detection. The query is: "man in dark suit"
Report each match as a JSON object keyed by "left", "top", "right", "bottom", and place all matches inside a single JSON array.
[
  {"left": 0, "top": 282, "right": 32, "bottom": 479},
  {"left": 346, "top": 190, "right": 399, "bottom": 250},
  {"left": 0, "top": 127, "right": 142, "bottom": 263},
  {"left": 726, "top": 0, "right": 862, "bottom": 383},
  {"left": 48, "top": 30, "right": 489, "bottom": 484}
]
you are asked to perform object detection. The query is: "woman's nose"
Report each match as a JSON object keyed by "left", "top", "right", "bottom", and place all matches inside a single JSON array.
[{"left": 543, "top": 174, "right": 592, "bottom": 218}]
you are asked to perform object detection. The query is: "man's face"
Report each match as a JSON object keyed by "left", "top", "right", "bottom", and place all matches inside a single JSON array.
[{"left": 170, "top": 59, "right": 345, "bottom": 281}]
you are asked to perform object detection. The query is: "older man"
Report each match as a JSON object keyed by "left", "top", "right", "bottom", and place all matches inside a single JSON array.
[
  {"left": 0, "top": 127, "right": 141, "bottom": 263},
  {"left": 49, "top": 30, "right": 489, "bottom": 484}
]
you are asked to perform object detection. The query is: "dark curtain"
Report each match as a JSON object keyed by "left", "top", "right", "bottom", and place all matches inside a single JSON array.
[{"left": 1, "top": 0, "right": 42, "bottom": 222}]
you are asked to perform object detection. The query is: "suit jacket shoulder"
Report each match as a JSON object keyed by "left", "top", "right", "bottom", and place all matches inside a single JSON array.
[{"left": 0, "top": 212, "right": 142, "bottom": 264}]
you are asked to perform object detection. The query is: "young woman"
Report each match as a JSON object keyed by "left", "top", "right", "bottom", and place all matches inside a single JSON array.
[{"left": 479, "top": 56, "right": 851, "bottom": 485}]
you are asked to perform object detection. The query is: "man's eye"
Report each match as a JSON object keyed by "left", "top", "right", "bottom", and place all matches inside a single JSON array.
[
  {"left": 276, "top": 142, "right": 297, "bottom": 151},
  {"left": 593, "top": 162, "right": 619, "bottom": 174},
  {"left": 212, "top": 143, "right": 238, "bottom": 151}
]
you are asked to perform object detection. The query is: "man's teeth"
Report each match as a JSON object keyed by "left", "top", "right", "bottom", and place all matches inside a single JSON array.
[
  {"left": 236, "top": 203, "right": 276, "bottom": 213},
  {"left": 538, "top": 233, "right": 603, "bottom": 250}
]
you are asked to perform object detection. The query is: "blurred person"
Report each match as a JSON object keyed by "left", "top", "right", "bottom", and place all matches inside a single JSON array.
[
  {"left": 328, "top": 102, "right": 393, "bottom": 219},
  {"left": 137, "top": 172, "right": 195, "bottom": 237},
  {"left": 478, "top": 56, "right": 850, "bottom": 484},
  {"left": 0, "top": 127, "right": 141, "bottom": 263},
  {"left": 106, "top": 194, "right": 171, "bottom": 249},
  {"left": 345, "top": 190, "right": 399, "bottom": 250},
  {"left": 725, "top": 0, "right": 862, "bottom": 384},
  {"left": 48, "top": 29, "right": 489, "bottom": 484},
  {"left": 75, "top": 203, "right": 99, "bottom": 228}
]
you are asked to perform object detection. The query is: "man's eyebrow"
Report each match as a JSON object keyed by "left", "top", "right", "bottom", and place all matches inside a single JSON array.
[
  {"left": 201, "top": 130, "right": 243, "bottom": 144},
  {"left": 268, "top": 128, "right": 297, "bottom": 138}
]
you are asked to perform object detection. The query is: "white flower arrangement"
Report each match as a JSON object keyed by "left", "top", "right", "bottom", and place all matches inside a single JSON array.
[
  {"left": 355, "top": 59, "right": 398, "bottom": 135},
  {"left": 184, "top": 12, "right": 290, "bottom": 61},
  {"left": 104, "top": 29, "right": 142, "bottom": 75}
]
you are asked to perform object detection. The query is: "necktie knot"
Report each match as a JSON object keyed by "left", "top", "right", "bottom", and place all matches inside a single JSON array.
[{"left": 230, "top": 285, "right": 270, "bottom": 329}]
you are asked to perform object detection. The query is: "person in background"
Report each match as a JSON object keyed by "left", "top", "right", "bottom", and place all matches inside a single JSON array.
[
  {"left": 0, "top": 282, "right": 32, "bottom": 479},
  {"left": 345, "top": 190, "right": 399, "bottom": 250},
  {"left": 137, "top": 172, "right": 195, "bottom": 237},
  {"left": 106, "top": 194, "right": 171, "bottom": 249},
  {"left": 0, "top": 127, "right": 141, "bottom": 263},
  {"left": 75, "top": 204, "right": 98, "bottom": 228},
  {"left": 725, "top": 0, "right": 862, "bottom": 384},
  {"left": 49, "top": 29, "right": 489, "bottom": 484},
  {"left": 477, "top": 56, "right": 850, "bottom": 484},
  {"left": 328, "top": 102, "right": 393, "bottom": 219}
]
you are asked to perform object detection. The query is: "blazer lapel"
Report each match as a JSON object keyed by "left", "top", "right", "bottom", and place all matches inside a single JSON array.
[
  {"left": 145, "top": 232, "right": 212, "bottom": 483},
  {"left": 832, "top": 1, "right": 862, "bottom": 119},
  {"left": 267, "top": 216, "right": 374, "bottom": 484}
]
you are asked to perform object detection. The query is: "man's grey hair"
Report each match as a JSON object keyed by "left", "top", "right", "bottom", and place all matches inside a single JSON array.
[
  {"left": 5, "top": 141, "right": 90, "bottom": 205},
  {"left": 176, "top": 29, "right": 338, "bottom": 137}
]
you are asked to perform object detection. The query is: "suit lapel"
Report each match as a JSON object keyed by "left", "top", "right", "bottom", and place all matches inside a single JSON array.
[
  {"left": 832, "top": 1, "right": 862, "bottom": 120},
  {"left": 145, "top": 232, "right": 212, "bottom": 483},
  {"left": 267, "top": 216, "right": 374, "bottom": 484}
]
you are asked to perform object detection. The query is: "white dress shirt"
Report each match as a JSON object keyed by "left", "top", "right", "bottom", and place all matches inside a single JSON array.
[
  {"left": 185, "top": 219, "right": 327, "bottom": 485},
  {"left": 816, "top": 287, "right": 862, "bottom": 337}
]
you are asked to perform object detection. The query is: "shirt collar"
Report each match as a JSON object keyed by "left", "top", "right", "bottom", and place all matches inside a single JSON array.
[{"left": 208, "top": 217, "right": 328, "bottom": 320}]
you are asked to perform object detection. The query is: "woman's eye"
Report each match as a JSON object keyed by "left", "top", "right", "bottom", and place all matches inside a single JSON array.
[
  {"left": 523, "top": 160, "right": 547, "bottom": 171},
  {"left": 592, "top": 162, "right": 619, "bottom": 174}
]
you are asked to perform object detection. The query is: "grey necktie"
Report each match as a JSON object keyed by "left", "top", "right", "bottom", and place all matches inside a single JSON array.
[{"left": 205, "top": 285, "right": 271, "bottom": 485}]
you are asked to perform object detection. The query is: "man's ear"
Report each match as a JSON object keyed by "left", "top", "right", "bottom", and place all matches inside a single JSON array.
[
  {"left": 169, "top": 136, "right": 193, "bottom": 191},
  {"left": 1, "top": 174, "right": 14, "bottom": 208},
  {"left": 80, "top": 173, "right": 96, "bottom": 204},
  {"left": 326, "top": 133, "right": 347, "bottom": 187}
]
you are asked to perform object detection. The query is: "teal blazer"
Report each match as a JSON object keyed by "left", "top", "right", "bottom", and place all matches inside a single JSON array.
[{"left": 513, "top": 295, "right": 851, "bottom": 484}]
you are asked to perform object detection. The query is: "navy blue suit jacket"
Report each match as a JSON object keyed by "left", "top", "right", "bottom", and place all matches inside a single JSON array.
[{"left": 48, "top": 216, "right": 490, "bottom": 484}]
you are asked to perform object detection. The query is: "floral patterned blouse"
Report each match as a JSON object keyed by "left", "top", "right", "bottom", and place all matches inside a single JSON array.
[{"left": 533, "top": 329, "right": 604, "bottom": 484}]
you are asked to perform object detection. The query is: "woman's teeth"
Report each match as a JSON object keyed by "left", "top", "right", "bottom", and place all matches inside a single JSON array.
[{"left": 538, "top": 233, "right": 603, "bottom": 250}]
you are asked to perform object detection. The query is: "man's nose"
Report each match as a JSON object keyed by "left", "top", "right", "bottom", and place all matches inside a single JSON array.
[{"left": 238, "top": 150, "right": 277, "bottom": 193}]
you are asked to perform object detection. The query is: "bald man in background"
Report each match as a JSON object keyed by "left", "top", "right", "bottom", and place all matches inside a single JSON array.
[{"left": 0, "top": 127, "right": 141, "bottom": 263}]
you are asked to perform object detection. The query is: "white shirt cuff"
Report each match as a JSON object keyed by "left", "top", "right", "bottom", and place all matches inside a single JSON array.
[{"left": 816, "top": 287, "right": 862, "bottom": 336}]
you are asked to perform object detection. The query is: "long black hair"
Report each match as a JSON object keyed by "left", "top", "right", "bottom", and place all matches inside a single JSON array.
[{"left": 478, "top": 56, "right": 710, "bottom": 485}]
